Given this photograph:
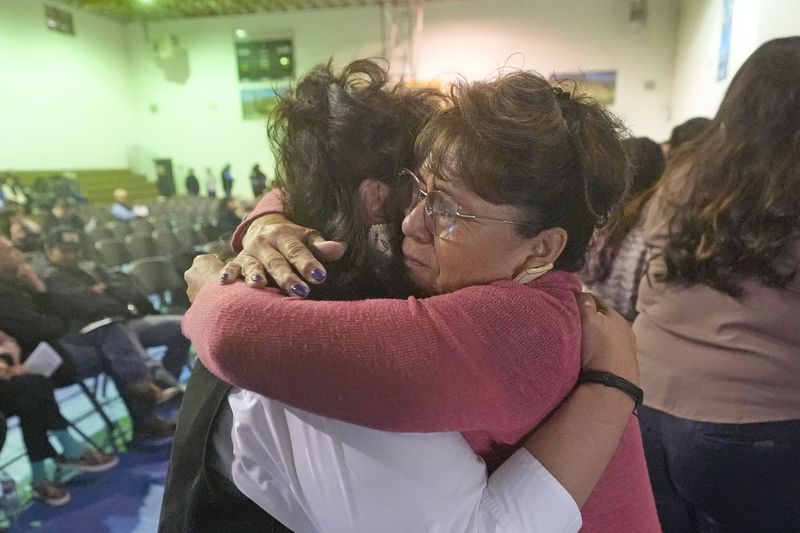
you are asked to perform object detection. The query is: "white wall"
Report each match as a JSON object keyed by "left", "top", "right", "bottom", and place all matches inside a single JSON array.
[
  {"left": 419, "top": 0, "right": 679, "bottom": 140},
  {"left": 0, "top": 0, "right": 134, "bottom": 170},
  {"left": 125, "top": 6, "right": 384, "bottom": 197},
  {"left": 670, "top": 0, "right": 800, "bottom": 125},
  {"left": 757, "top": 0, "right": 800, "bottom": 41},
  {"left": 125, "top": 0, "right": 680, "bottom": 197}
]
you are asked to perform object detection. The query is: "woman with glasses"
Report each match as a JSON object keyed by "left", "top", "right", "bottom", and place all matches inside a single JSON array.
[{"left": 182, "top": 64, "right": 659, "bottom": 531}]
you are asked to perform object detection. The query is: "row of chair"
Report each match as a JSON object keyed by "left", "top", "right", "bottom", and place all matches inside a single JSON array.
[{"left": 78, "top": 197, "right": 219, "bottom": 227}]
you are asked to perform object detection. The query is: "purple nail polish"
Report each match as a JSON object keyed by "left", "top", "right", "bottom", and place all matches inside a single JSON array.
[
  {"left": 290, "top": 284, "right": 309, "bottom": 297},
  {"left": 250, "top": 274, "right": 263, "bottom": 282},
  {"left": 310, "top": 268, "right": 326, "bottom": 282},
  {"left": 219, "top": 272, "right": 229, "bottom": 283}
]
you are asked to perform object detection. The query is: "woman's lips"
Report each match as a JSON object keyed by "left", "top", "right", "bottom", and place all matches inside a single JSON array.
[{"left": 403, "top": 255, "right": 428, "bottom": 269}]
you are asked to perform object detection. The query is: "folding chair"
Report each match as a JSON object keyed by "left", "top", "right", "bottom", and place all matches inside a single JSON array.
[
  {"left": 94, "top": 238, "right": 133, "bottom": 270},
  {"left": 109, "top": 222, "right": 133, "bottom": 240},
  {"left": 87, "top": 227, "right": 114, "bottom": 242},
  {"left": 129, "top": 218, "right": 154, "bottom": 234},
  {"left": 124, "top": 233, "right": 160, "bottom": 260},
  {"left": 173, "top": 226, "right": 203, "bottom": 253},
  {"left": 129, "top": 257, "right": 188, "bottom": 313},
  {"left": 152, "top": 228, "right": 181, "bottom": 258}
]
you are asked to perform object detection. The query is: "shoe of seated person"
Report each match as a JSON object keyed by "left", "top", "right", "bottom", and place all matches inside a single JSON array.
[
  {"left": 133, "top": 417, "right": 176, "bottom": 442},
  {"left": 32, "top": 480, "right": 71, "bottom": 507},
  {"left": 56, "top": 449, "right": 120, "bottom": 473},
  {"left": 155, "top": 385, "right": 183, "bottom": 405}
]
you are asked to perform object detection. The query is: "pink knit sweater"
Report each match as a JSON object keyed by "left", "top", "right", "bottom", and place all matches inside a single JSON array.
[{"left": 186, "top": 191, "right": 660, "bottom": 532}]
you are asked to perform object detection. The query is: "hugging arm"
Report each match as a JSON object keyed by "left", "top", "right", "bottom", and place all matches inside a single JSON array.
[{"left": 185, "top": 273, "right": 576, "bottom": 434}]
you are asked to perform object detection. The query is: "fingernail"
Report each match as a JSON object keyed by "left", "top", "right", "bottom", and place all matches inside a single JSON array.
[
  {"left": 219, "top": 273, "right": 229, "bottom": 283},
  {"left": 310, "top": 268, "right": 326, "bottom": 282},
  {"left": 250, "top": 274, "right": 263, "bottom": 283},
  {"left": 290, "top": 284, "right": 309, "bottom": 298}
]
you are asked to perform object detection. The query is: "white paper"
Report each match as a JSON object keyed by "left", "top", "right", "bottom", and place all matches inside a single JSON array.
[{"left": 23, "top": 342, "right": 63, "bottom": 378}]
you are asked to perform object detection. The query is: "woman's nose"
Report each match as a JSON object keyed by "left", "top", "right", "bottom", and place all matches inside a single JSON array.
[{"left": 401, "top": 199, "right": 431, "bottom": 243}]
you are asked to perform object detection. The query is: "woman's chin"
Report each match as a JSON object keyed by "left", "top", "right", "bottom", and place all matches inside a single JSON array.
[{"left": 405, "top": 264, "right": 437, "bottom": 296}]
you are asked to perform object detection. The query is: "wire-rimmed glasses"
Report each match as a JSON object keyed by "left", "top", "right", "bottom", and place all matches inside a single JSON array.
[{"left": 396, "top": 168, "right": 526, "bottom": 239}]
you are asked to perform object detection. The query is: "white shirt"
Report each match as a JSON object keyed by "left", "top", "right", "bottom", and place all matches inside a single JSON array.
[{"left": 212, "top": 388, "right": 581, "bottom": 533}]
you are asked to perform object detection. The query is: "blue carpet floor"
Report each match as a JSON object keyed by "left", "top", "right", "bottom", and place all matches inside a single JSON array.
[{"left": 9, "top": 442, "right": 172, "bottom": 533}]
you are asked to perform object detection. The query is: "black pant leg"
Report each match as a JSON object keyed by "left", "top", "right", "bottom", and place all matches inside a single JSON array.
[{"left": 0, "top": 374, "right": 69, "bottom": 462}]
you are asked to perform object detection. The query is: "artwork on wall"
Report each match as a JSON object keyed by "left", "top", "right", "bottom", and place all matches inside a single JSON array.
[
  {"left": 241, "top": 86, "right": 290, "bottom": 120},
  {"left": 718, "top": 0, "right": 734, "bottom": 81},
  {"left": 235, "top": 39, "right": 294, "bottom": 81},
  {"left": 403, "top": 80, "right": 443, "bottom": 90},
  {"left": 551, "top": 70, "right": 617, "bottom": 106}
]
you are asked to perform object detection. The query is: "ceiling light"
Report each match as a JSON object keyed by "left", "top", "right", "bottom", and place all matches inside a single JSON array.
[{"left": 235, "top": 29, "right": 248, "bottom": 39}]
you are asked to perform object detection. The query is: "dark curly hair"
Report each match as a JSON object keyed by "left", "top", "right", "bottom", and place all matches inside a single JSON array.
[
  {"left": 658, "top": 37, "right": 800, "bottom": 297},
  {"left": 268, "top": 59, "right": 443, "bottom": 299},
  {"left": 416, "top": 72, "right": 629, "bottom": 271}
]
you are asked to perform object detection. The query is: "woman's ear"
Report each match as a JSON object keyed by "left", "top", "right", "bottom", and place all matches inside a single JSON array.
[
  {"left": 358, "top": 179, "right": 391, "bottom": 224},
  {"left": 529, "top": 227, "right": 568, "bottom": 265}
]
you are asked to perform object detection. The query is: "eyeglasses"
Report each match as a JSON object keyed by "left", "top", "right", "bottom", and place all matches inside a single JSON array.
[{"left": 396, "top": 168, "right": 526, "bottom": 239}]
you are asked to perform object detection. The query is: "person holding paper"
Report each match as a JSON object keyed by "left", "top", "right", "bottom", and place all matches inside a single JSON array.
[
  {"left": 0, "top": 236, "right": 179, "bottom": 441},
  {"left": 0, "top": 330, "right": 118, "bottom": 506}
]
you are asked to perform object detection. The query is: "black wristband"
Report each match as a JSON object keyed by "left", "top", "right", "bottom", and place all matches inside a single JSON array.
[{"left": 578, "top": 370, "right": 643, "bottom": 410}]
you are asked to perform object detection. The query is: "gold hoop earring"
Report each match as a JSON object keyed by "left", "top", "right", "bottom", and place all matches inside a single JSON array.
[{"left": 513, "top": 262, "right": 554, "bottom": 284}]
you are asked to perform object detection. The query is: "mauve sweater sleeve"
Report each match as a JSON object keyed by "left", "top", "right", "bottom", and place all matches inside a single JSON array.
[
  {"left": 231, "top": 189, "right": 286, "bottom": 252},
  {"left": 185, "top": 275, "right": 580, "bottom": 433}
]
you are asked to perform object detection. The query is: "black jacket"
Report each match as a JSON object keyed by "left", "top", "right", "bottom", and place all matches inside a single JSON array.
[
  {"left": 158, "top": 363, "right": 291, "bottom": 532},
  {"left": 0, "top": 279, "right": 66, "bottom": 354},
  {"left": 39, "top": 263, "right": 155, "bottom": 331}
]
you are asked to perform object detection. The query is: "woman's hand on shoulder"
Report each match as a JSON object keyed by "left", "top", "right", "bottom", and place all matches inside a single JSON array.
[
  {"left": 576, "top": 293, "right": 639, "bottom": 386},
  {"left": 219, "top": 214, "right": 347, "bottom": 296}
]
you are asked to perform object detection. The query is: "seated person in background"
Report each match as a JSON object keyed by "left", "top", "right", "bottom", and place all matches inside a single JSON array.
[
  {"left": 581, "top": 136, "right": 665, "bottom": 321},
  {"left": 110, "top": 188, "right": 142, "bottom": 222},
  {"left": 0, "top": 330, "right": 118, "bottom": 507},
  {"left": 42, "top": 199, "right": 84, "bottom": 232},
  {"left": 0, "top": 237, "right": 179, "bottom": 440},
  {"left": 3, "top": 202, "right": 42, "bottom": 253},
  {"left": 40, "top": 226, "right": 189, "bottom": 386},
  {"left": 0, "top": 177, "right": 28, "bottom": 208},
  {"left": 216, "top": 197, "right": 243, "bottom": 236}
]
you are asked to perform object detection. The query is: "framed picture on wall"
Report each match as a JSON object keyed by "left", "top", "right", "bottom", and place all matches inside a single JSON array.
[
  {"left": 235, "top": 39, "right": 294, "bottom": 81},
  {"left": 551, "top": 70, "right": 617, "bottom": 106},
  {"left": 241, "top": 86, "right": 290, "bottom": 120}
]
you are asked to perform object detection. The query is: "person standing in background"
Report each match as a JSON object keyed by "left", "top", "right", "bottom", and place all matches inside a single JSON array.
[
  {"left": 249, "top": 164, "right": 268, "bottom": 197},
  {"left": 156, "top": 165, "right": 176, "bottom": 199},
  {"left": 581, "top": 137, "right": 665, "bottom": 322},
  {"left": 221, "top": 164, "right": 234, "bottom": 198},
  {"left": 205, "top": 167, "right": 217, "bottom": 198},
  {"left": 185, "top": 169, "right": 200, "bottom": 196},
  {"left": 634, "top": 38, "right": 800, "bottom": 533}
]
